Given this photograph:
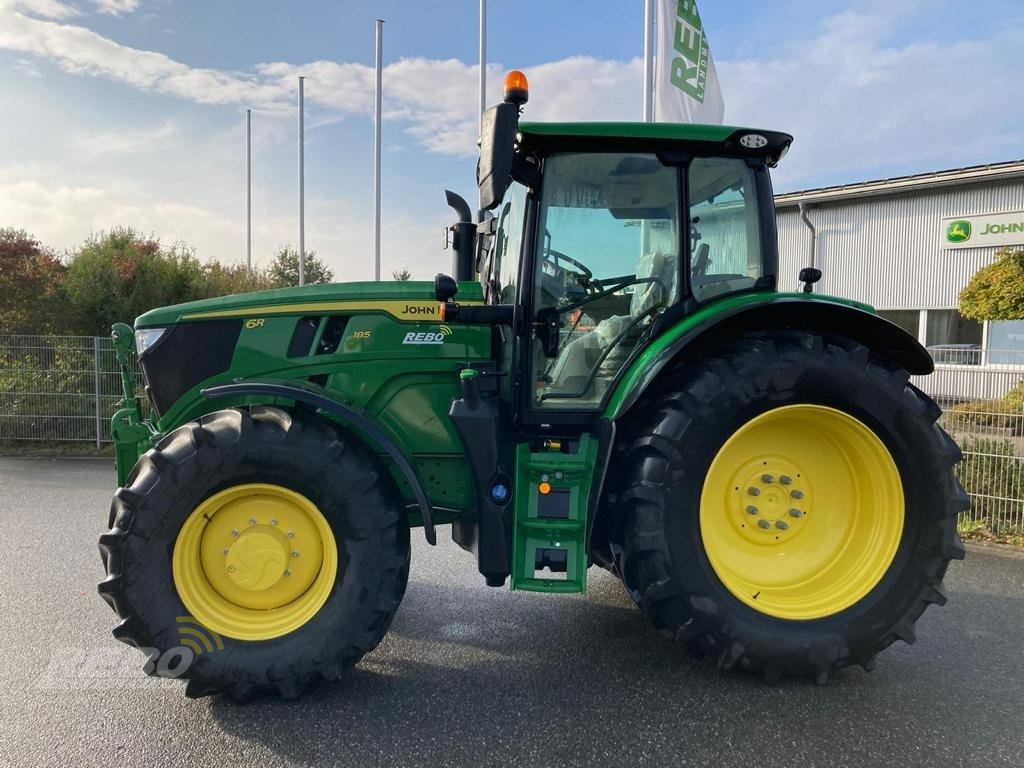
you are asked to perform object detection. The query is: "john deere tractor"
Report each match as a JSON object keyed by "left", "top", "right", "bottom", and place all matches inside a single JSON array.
[{"left": 98, "top": 72, "right": 967, "bottom": 700}]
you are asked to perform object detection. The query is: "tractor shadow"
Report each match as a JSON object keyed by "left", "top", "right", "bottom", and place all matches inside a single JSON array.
[
  {"left": 207, "top": 556, "right": 1021, "bottom": 767},
  {"left": 204, "top": 569, "right": 859, "bottom": 765}
]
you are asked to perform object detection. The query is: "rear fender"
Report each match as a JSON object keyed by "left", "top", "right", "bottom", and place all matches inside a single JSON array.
[{"left": 606, "top": 294, "right": 933, "bottom": 420}]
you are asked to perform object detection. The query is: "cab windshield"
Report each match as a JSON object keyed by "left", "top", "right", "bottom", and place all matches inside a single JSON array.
[{"left": 530, "top": 152, "right": 680, "bottom": 410}]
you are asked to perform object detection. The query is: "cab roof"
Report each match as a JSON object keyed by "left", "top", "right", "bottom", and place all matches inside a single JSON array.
[{"left": 517, "top": 122, "right": 793, "bottom": 166}]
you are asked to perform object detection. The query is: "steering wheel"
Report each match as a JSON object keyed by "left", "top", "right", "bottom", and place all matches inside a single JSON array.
[{"left": 544, "top": 248, "right": 595, "bottom": 290}]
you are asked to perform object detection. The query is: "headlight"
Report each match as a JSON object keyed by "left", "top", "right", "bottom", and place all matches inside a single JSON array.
[{"left": 135, "top": 327, "right": 168, "bottom": 356}]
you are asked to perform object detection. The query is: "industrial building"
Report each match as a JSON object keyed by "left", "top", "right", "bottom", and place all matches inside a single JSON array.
[{"left": 775, "top": 161, "right": 1024, "bottom": 400}]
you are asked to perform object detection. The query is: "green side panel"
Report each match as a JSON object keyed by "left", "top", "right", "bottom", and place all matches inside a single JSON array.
[
  {"left": 603, "top": 292, "right": 875, "bottom": 420},
  {"left": 511, "top": 436, "right": 599, "bottom": 594},
  {"left": 132, "top": 301, "right": 491, "bottom": 515},
  {"left": 519, "top": 121, "right": 744, "bottom": 142}
]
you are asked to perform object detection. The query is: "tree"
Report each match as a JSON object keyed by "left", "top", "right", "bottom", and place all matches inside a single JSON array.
[
  {"left": 391, "top": 268, "right": 412, "bottom": 281},
  {"left": 267, "top": 246, "right": 334, "bottom": 287},
  {"left": 61, "top": 227, "right": 206, "bottom": 335},
  {"left": 200, "top": 261, "right": 276, "bottom": 297},
  {"left": 0, "top": 228, "right": 66, "bottom": 333},
  {"left": 960, "top": 247, "right": 1024, "bottom": 321}
]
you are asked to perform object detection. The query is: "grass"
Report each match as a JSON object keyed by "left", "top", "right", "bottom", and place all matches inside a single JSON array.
[
  {"left": 0, "top": 440, "right": 114, "bottom": 458},
  {"left": 958, "top": 516, "right": 1024, "bottom": 547}
]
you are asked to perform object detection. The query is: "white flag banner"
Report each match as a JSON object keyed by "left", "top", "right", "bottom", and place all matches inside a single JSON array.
[{"left": 654, "top": 0, "right": 725, "bottom": 124}]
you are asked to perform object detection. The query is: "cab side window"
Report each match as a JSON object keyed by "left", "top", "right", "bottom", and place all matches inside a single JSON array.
[
  {"left": 687, "top": 157, "right": 764, "bottom": 302},
  {"left": 492, "top": 182, "right": 527, "bottom": 304}
]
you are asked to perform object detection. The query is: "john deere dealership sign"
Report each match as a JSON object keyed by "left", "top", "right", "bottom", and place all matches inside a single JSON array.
[{"left": 941, "top": 211, "right": 1024, "bottom": 250}]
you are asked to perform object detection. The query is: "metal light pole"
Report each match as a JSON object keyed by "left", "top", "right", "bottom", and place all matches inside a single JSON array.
[
  {"left": 643, "top": 0, "right": 655, "bottom": 122},
  {"left": 479, "top": 0, "right": 487, "bottom": 120},
  {"left": 298, "top": 75, "right": 306, "bottom": 286},
  {"left": 246, "top": 108, "right": 252, "bottom": 272},
  {"left": 372, "top": 19, "right": 384, "bottom": 281}
]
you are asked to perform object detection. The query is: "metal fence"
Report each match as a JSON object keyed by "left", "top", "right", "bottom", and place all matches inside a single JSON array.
[
  {"left": 0, "top": 335, "right": 139, "bottom": 447},
  {"left": 911, "top": 348, "right": 1024, "bottom": 537},
  {"left": 0, "top": 334, "right": 1022, "bottom": 535}
]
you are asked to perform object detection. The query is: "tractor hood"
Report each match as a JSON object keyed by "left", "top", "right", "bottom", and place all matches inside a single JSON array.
[{"left": 135, "top": 280, "right": 484, "bottom": 328}]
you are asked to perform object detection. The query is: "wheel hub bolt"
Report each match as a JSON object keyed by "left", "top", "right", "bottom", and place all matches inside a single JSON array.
[
  {"left": 248, "top": 518, "right": 257, "bottom": 525},
  {"left": 746, "top": 505, "right": 759, "bottom": 515},
  {"left": 761, "top": 474, "right": 775, "bottom": 484},
  {"left": 790, "top": 508, "right": 805, "bottom": 518},
  {"left": 775, "top": 520, "right": 789, "bottom": 531},
  {"left": 270, "top": 519, "right": 278, "bottom": 526},
  {"left": 287, "top": 531, "right": 295, "bottom": 538},
  {"left": 230, "top": 529, "right": 239, "bottom": 537},
  {"left": 779, "top": 475, "right": 792, "bottom": 485},
  {"left": 791, "top": 489, "right": 805, "bottom": 500},
  {"left": 283, "top": 569, "right": 292, "bottom": 577},
  {"left": 757, "top": 519, "right": 771, "bottom": 530},
  {"left": 292, "top": 550, "right": 300, "bottom": 558},
  {"left": 747, "top": 487, "right": 761, "bottom": 496}
]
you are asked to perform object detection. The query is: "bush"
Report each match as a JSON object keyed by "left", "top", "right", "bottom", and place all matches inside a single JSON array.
[
  {"left": 960, "top": 247, "right": 1024, "bottom": 321},
  {"left": 956, "top": 436, "right": 1024, "bottom": 533},
  {"left": 948, "top": 394, "right": 1024, "bottom": 432}
]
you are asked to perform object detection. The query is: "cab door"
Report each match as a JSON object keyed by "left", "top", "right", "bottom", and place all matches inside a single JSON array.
[{"left": 524, "top": 152, "right": 683, "bottom": 413}]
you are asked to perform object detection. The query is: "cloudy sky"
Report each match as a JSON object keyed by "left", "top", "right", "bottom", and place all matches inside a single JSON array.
[{"left": 1, "top": 0, "right": 1022, "bottom": 281}]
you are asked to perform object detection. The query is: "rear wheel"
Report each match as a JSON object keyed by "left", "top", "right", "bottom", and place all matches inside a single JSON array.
[
  {"left": 98, "top": 406, "right": 410, "bottom": 701},
  {"left": 610, "top": 331, "right": 968, "bottom": 681}
]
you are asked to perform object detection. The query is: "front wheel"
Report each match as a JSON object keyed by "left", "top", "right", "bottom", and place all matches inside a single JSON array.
[
  {"left": 98, "top": 406, "right": 410, "bottom": 701},
  {"left": 610, "top": 331, "right": 969, "bottom": 682}
]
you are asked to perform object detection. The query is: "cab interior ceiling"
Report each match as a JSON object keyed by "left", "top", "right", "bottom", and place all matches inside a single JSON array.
[
  {"left": 544, "top": 153, "right": 675, "bottom": 219},
  {"left": 689, "top": 161, "right": 746, "bottom": 206},
  {"left": 543, "top": 153, "right": 745, "bottom": 219}
]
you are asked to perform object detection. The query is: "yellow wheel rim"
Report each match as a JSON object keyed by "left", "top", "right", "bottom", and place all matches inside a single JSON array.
[
  {"left": 699, "top": 405, "right": 904, "bottom": 621},
  {"left": 172, "top": 483, "right": 338, "bottom": 641}
]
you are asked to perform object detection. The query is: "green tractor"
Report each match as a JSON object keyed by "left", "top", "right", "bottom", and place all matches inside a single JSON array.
[{"left": 98, "top": 72, "right": 967, "bottom": 700}]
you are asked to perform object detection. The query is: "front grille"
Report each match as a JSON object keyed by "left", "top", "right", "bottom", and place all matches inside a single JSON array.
[{"left": 140, "top": 320, "right": 242, "bottom": 415}]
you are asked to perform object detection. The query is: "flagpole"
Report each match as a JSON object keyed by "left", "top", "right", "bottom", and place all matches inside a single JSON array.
[
  {"left": 642, "top": 0, "right": 655, "bottom": 122},
  {"left": 246, "top": 108, "right": 252, "bottom": 273},
  {"left": 298, "top": 76, "right": 306, "bottom": 286},
  {"left": 373, "top": 19, "right": 384, "bottom": 281},
  {"left": 479, "top": 0, "right": 487, "bottom": 121}
]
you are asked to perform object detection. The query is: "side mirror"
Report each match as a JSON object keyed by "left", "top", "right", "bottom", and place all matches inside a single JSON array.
[
  {"left": 478, "top": 103, "right": 519, "bottom": 211},
  {"left": 434, "top": 273, "right": 459, "bottom": 302},
  {"left": 799, "top": 267, "right": 822, "bottom": 293}
]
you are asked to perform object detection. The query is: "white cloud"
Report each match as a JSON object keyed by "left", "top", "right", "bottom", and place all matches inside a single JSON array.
[
  {"left": 71, "top": 121, "right": 181, "bottom": 156},
  {"left": 0, "top": 166, "right": 452, "bottom": 283},
  {"left": 0, "top": 3, "right": 1021, "bottom": 286},
  {"left": 0, "top": 7, "right": 289, "bottom": 108},
  {"left": 717, "top": 12, "right": 1024, "bottom": 188},
  {"left": 3, "top": 0, "right": 80, "bottom": 20},
  {"left": 13, "top": 57, "right": 43, "bottom": 77},
  {"left": 94, "top": 0, "right": 138, "bottom": 15}
]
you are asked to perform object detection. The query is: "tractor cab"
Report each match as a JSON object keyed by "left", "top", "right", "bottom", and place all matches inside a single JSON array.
[{"left": 440, "top": 71, "right": 791, "bottom": 422}]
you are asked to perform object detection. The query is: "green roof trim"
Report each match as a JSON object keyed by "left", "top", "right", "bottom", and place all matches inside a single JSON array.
[{"left": 519, "top": 121, "right": 745, "bottom": 142}]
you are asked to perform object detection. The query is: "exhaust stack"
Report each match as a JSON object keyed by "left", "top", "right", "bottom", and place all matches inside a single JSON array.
[{"left": 445, "top": 190, "right": 476, "bottom": 281}]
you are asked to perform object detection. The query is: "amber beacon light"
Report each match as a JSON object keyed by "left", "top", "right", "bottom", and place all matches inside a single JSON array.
[{"left": 503, "top": 70, "right": 529, "bottom": 106}]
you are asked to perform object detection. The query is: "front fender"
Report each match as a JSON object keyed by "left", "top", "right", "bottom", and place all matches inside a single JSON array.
[
  {"left": 605, "top": 292, "right": 933, "bottom": 420},
  {"left": 201, "top": 378, "right": 437, "bottom": 545}
]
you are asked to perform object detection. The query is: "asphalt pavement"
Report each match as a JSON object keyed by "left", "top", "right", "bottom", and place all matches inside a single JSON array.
[{"left": 0, "top": 457, "right": 1022, "bottom": 768}]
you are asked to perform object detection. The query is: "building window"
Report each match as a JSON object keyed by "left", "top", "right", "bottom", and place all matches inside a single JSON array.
[
  {"left": 987, "top": 320, "right": 1024, "bottom": 366},
  {"left": 878, "top": 310, "right": 920, "bottom": 339},
  {"left": 926, "top": 309, "right": 983, "bottom": 365}
]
